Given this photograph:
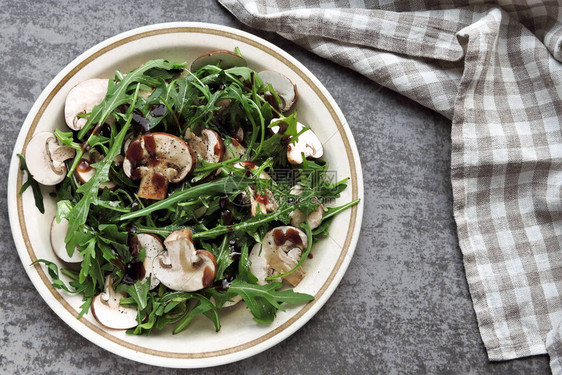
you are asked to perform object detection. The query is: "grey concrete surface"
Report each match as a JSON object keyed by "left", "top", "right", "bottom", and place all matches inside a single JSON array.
[{"left": 0, "top": 1, "right": 551, "bottom": 374}]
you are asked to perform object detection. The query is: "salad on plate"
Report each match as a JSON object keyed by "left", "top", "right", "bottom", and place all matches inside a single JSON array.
[{"left": 18, "top": 48, "right": 359, "bottom": 335}]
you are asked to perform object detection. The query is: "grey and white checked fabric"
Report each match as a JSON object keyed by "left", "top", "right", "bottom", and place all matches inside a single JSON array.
[{"left": 219, "top": 0, "right": 562, "bottom": 367}]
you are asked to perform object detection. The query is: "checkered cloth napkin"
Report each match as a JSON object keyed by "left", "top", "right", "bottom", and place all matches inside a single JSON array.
[{"left": 219, "top": 0, "right": 562, "bottom": 368}]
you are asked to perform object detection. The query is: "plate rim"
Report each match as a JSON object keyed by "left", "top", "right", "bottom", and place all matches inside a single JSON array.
[{"left": 7, "top": 22, "right": 364, "bottom": 368}]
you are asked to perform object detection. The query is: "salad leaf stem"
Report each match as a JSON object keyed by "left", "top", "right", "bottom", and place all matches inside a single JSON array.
[
  {"left": 192, "top": 205, "right": 294, "bottom": 240},
  {"left": 118, "top": 176, "right": 254, "bottom": 221},
  {"left": 322, "top": 199, "right": 360, "bottom": 221}
]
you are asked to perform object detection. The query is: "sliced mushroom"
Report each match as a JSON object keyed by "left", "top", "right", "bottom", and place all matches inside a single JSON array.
[
  {"left": 184, "top": 128, "right": 224, "bottom": 163},
  {"left": 91, "top": 276, "right": 138, "bottom": 330},
  {"left": 259, "top": 70, "right": 298, "bottom": 112},
  {"left": 152, "top": 228, "right": 217, "bottom": 292},
  {"left": 74, "top": 149, "right": 116, "bottom": 190},
  {"left": 64, "top": 78, "right": 109, "bottom": 131},
  {"left": 25, "top": 132, "right": 75, "bottom": 185},
  {"left": 223, "top": 138, "right": 246, "bottom": 160},
  {"left": 130, "top": 233, "right": 163, "bottom": 289},
  {"left": 123, "top": 133, "right": 195, "bottom": 200},
  {"left": 271, "top": 121, "right": 323, "bottom": 165},
  {"left": 50, "top": 217, "right": 83, "bottom": 265},
  {"left": 288, "top": 184, "right": 325, "bottom": 230},
  {"left": 290, "top": 204, "right": 324, "bottom": 230},
  {"left": 191, "top": 50, "right": 247, "bottom": 72},
  {"left": 249, "top": 226, "right": 308, "bottom": 286}
]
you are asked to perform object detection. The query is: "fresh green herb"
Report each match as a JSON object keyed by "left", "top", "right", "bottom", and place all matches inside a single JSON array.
[
  {"left": 17, "top": 154, "right": 44, "bottom": 213},
  {"left": 24, "top": 52, "right": 359, "bottom": 335}
]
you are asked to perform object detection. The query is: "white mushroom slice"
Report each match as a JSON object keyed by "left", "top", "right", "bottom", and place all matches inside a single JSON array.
[
  {"left": 25, "top": 132, "right": 75, "bottom": 185},
  {"left": 153, "top": 228, "right": 217, "bottom": 292},
  {"left": 91, "top": 276, "right": 138, "bottom": 330},
  {"left": 223, "top": 139, "right": 246, "bottom": 160},
  {"left": 288, "top": 184, "right": 325, "bottom": 230},
  {"left": 191, "top": 50, "right": 247, "bottom": 72},
  {"left": 290, "top": 204, "right": 324, "bottom": 230},
  {"left": 184, "top": 129, "right": 224, "bottom": 163},
  {"left": 50, "top": 217, "right": 83, "bottom": 264},
  {"left": 123, "top": 132, "right": 195, "bottom": 200},
  {"left": 74, "top": 150, "right": 116, "bottom": 190},
  {"left": 259, "top": 70, "right": 298, "bottom": 112},
  {"left": 133, "top": 234, "right": 163, "bottom": 289},
  {"left": 64, "top": 78, "right": 109, "bottom": 130},
  {"left": 271, "top": 121, "right": 323, "bottom": 165},
  {"left": 249, "top": 226, "right": 308, "bottom": 286}
]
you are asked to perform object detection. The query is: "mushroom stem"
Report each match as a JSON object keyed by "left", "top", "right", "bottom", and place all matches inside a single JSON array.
[
  {"left": 138, "top": 169, "right": 170, "bottom": 201},
  {"left": 153, "top": 228, "right": 217, "bottom": 292}
]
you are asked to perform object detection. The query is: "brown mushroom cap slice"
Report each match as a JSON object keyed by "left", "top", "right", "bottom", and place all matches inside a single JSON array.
[
  {"left": 123, "top": 132, "right": 195, "bottom": 200},
  {"left": 153, "top": 228, "right": 217, "bottom": 292},
  {"left": 50, "top": 217, "right": 83, "bottom": 264},
  {"left": 271, "top": 121, "right": 323, "bottom": 165},
  {"left": 25, "top": 132, "right": 75, "bottom": 185},
  {"left": 184, "top": 129, "right": 224, "bottom": 163},
  {"left": 134, "top": 233, "right": 163, "bottom": 289},
  {"left": 64, "top": 78, "right": 109, "bottom": 131},
  {"left": 249, "top": 226, "right": 308, "bottom": 286},
  {"left": 74, "top": 150, "right": 116, "bottom": 190},
  {"left": 91, "top": 276, "right": 138, "bottom": 330},
  {"left": 259, "top": 70, "right": 298, "bottom": 112},
  {"left": 190, "top": 50, "right": 247, "bottom": 72}
]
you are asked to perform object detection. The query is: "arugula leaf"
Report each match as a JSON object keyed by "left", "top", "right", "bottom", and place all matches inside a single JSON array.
[
  {"left": 214, "top": 235, "right": 233, "bottom": 281},
  {"left": 64, "top": 88, "right": 138, "bottom": 253},
  {"left": 54, "top": 129, "right": 81, "bottom": 151},
  {"left": 237, "top": 242, "right": 257, "bottom": 284},
  {"left": 173, "top": 294, "right": 219, "bottom": 334},
  {"left": 17, "top": 154, "right": 44, "bottom": 213},
  {"left": 76, "top": 59, "right": 186, "bottom": 140},
  {"left": 116, "top": 281, "right": 150, "bottom": 311},
  {"left": 192, "top": 204, "right": 293, "bottom": 240},
  {"left": 227, "top": 280, "right": 314, "bottom": 324},
  {"left": 28, "top": 54, "right": 358, "bottom": 336}
]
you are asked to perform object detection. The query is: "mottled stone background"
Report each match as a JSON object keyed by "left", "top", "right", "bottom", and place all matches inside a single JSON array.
[{"left": 0, "top": 1, "right": 550, "bottom": 374}]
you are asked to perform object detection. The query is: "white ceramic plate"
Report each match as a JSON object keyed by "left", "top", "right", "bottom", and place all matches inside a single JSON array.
[{"left": 7, "top": 22, "right": 364, "bottom": 368}]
